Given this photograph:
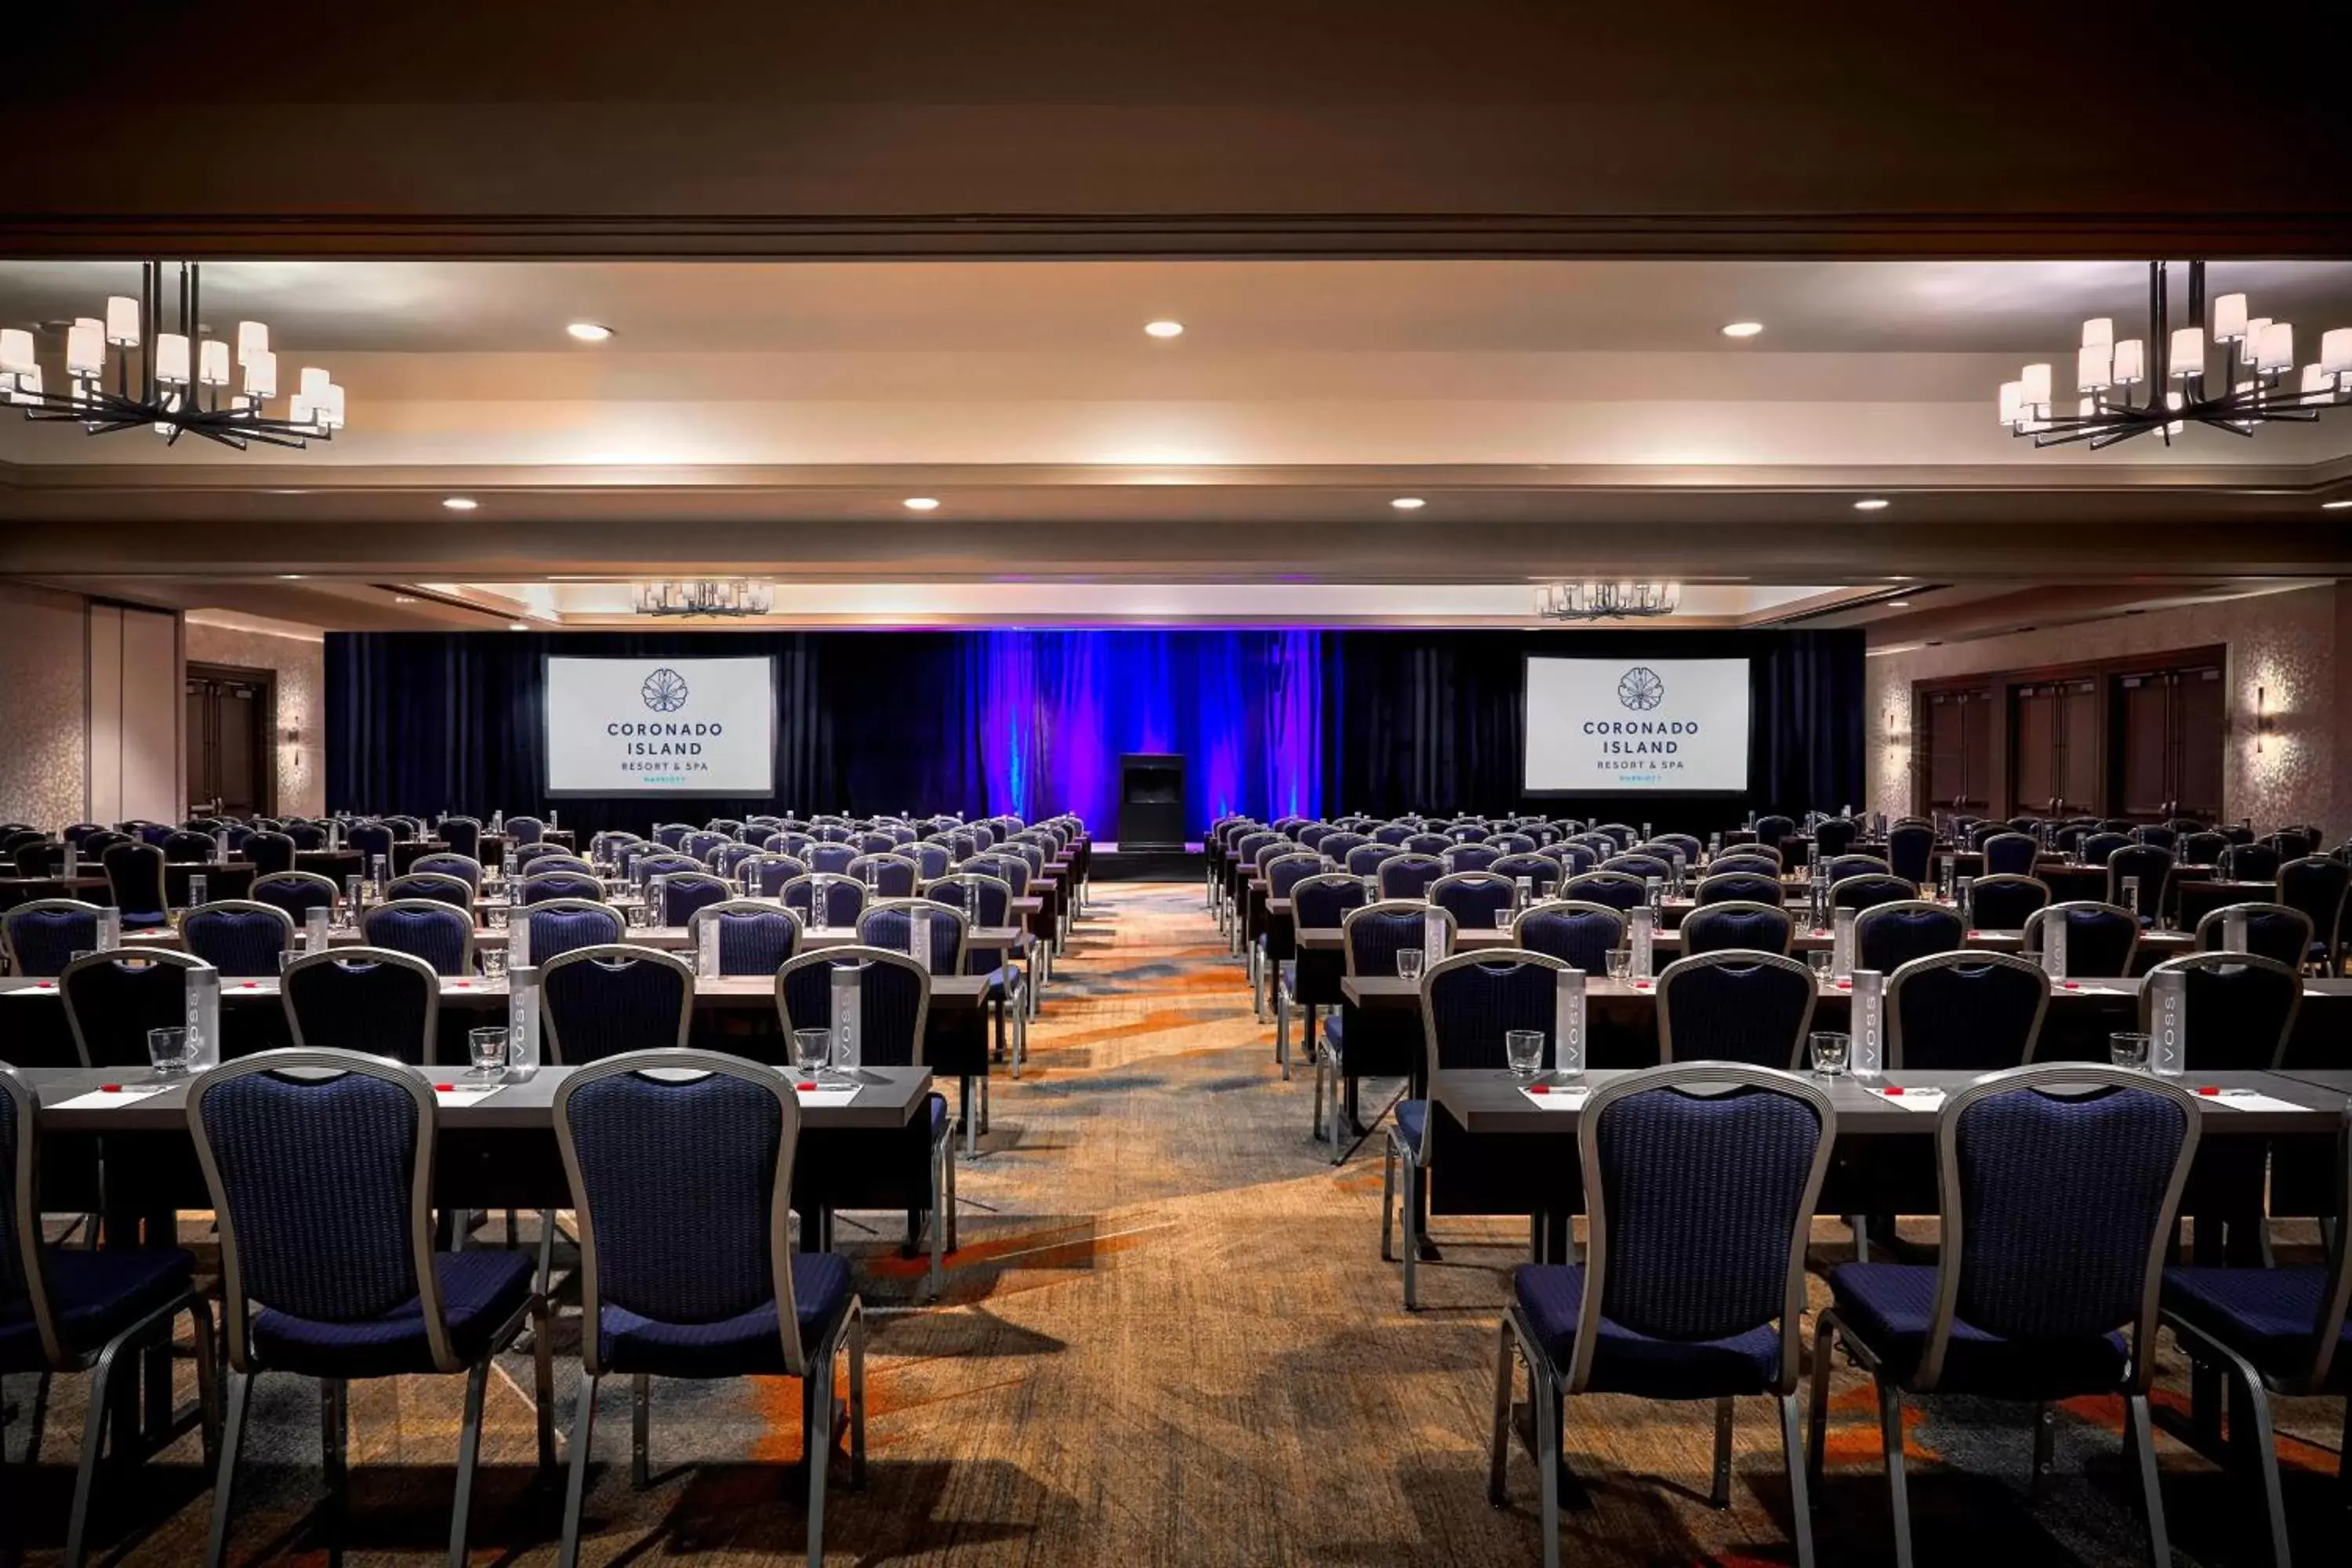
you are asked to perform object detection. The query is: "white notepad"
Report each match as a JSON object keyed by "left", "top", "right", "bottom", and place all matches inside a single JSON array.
[
  {"left": 792, "top": 1087, "right": 862, "bottom": 1107},
  {"left": 1519, "top": 1086, "right": 1591, "bottom": 1110},
  {"left": 3, "top": 983, "right": 61, "bottom": 998},
  {"left": 2197, "top": 1091, "right": 2308, "bottom": 1114},
  {"left": 53, "top": 1084, "right": 174, "bottom": 1111},
  {"left": 1873, "top": 1087, "right": 1947, "bottom": 1112},
  {"left": 433, "top": 1085, "right": 505, "bottom": 1109}
]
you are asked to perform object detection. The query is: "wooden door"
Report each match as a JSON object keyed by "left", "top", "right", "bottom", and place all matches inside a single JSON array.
[
  {"left": 1921, "top": 687, "right": 1994, "bottom": 815},
  {"left": 186, "top": 666, "right": 273, "bottom": 817}
]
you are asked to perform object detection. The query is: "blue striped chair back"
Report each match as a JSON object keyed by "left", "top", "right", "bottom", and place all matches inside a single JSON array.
[
  {"left": 281, "top": 949, "right": 441, "bottom": 1062},
  {"left": 183, "top": 901, "right": 294, "bottom": 977},
  {"left": 360, "top": 900, "right": 475, "bottom": 977}
]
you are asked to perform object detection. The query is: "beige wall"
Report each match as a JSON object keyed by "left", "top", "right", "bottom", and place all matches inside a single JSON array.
[
  {"left": 0, "top": 583, "right": 93, "bottom": 828},
  {"left": 185, "top": 617, "right": 325, "bottom": 818},
  {"left": 1867, "top": 583, "right": 2347, "bottom": 838}
]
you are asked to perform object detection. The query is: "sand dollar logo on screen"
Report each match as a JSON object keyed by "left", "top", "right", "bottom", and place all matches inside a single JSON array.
[
  {"left": 641, "top": 667, "right": 691, "bottom": 713},
  {"left": 1617, "top": 666, "right": 1666, "bottom": 712}
]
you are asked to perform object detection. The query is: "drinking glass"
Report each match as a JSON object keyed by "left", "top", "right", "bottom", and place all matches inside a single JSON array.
[
  {"left": 146, "top": 1026, "right": 192, "bottom": 1080},
  {"left": 1808, "top": 1031, "right": 1850, "bottom": 1077},
  {"left": 1395, "top": 948, "right": 1425, "bottom": 984},
  {"left": 793, "top": 1026, "right": 836, "bottom": 1083},
  {"left": 487, "top": 905, "right": 508, "bottom": 931},
  {"left": 626, "top": 900, "right": 648, "bottom": 929},
  {"left": 1809, "top": 950, "right": 1835, "bottom": 982},
  {"left": 466, "top": 1026, "right": 508, "bottom": 1082},
  {"left": 1504, "top": 1028, "right": 1544, "bottom": 1080},
  {"left": 2108, "top": 1031, "right": 2152, "bottom": 1072},
  {"left": 481, "top": 946, "right": 509, "bottom": 982},
  {"left": 1606, "top": 948, "right": 1632, "bottom": 981},
  {"left": 1494, "top": 909, "right": 1515, "bottom": 931}
]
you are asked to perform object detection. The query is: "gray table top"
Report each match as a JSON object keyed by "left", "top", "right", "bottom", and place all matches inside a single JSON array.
[
  {"left": 1341, "top": 972, "right": 2352, "bottom": 1009},
  {"left": 0, "top": 971, "right": 990, "bottom": 1011},
  {"left": 16, "top": 1062, "right": 933, "bottom": 1134},
  {"left": 1431, "top": 1066, "right": 2350, "bottom": 1139}
]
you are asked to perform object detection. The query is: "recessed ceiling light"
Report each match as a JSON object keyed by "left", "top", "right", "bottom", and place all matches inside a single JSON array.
[
  {"left": 1143, "top": 320, "right": 1185, "bottom": 339},
  {"left": 508, "top": 621, "right": 530, "bottom": 630},
  {"left": 393, "top": 594, "right": 418, "bottom": 603},
  {"left": 1390, "top": 497, "right": 1426, "bottom": 511},
  {"left": 2323, "top": 499, "right": 2352, "bottom": 510},
  {"left": 277, "top": 573, "right": 303, "bottom": 580},
  {"left": 1720, "top": 321, "right": 1765, "bottom": 339},
  {"left": 442, "top": 497, "right": 478, "bottom": 511},
  {"left": 1853, "top": 498, "right": 1891, "bottom": 511},
  {"left": 902, "top": 496, "right": 941, "bottom": 511},
  {"left": 1887, "top": 600, "right": 1911, "bottom": 608},
  {"left": 565, "top": 322, "right": 613, "bottom": 342}
]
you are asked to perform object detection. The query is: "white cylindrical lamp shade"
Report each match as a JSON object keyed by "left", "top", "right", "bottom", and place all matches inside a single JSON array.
[
  {"left": 235, "top": 321, "right": 268, "bottom": 366},
  {"left": 2322, "top": 328, "right": 2352, "bottom": 376},
  {"left": 2168, "top": 328, "right": 2204, "bottom": 379},
  {"left": 299, "top": 365, "right": 330, "bottom": 399},
  {"left": 2255, "top": 320, "right": 2294, "bottom": 372},
  {"left": 2212, "top": 293, "right": 2249, "bottom": 341},
  {"left": 243, "top": 350, "right": 277, "bottom": 398},
  {"left": 2020, "top": 363, "right": 2053, "bottom": 411},
  {"left": 318, "top": 383, "right": 345, "bottom": 428},
  {"left": 2077, "top": 344, "right": 2111, "bottom": 391},
  {"left": 67, "top": 319, "right": 104, "bottom": 375},
  {"left": 10, "top": 365, "right": 41, "bottom": 405},
  {"left": 154, "top": 333, "right": 191, "bottom": 385},
  {"left": 2111, "top": 339, "right": 2145, "bottom": 384},
  {"left": 1998, "top": 380, "right": 2024, "bottom": 424},
  {"left": 2081, "top": 317, "right": 2113, "bottom": 348},
  {"left": 0, "top": 328, "right": 33, "bottom": 375},
  {"left": 2300, "top": 364, "right": 2336, "bottom": 396},
  {"left": 198, "top": 339, "right": 231, "bottom": 387},
  {"left": 104, "top": 296, "right": 140, "bottom": 346}
]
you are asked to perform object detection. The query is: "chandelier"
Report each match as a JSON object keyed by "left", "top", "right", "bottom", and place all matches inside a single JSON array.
[
  {"left": 0, "top": 262, "right": 343, "bottom": 450},
  {"left": 1998, "top": 261, "right": 2350, "bottom": 450},
  {"left": 1534, "top": 581, "right": 1681, "bottom": 621},
  {"left": 630, "top": 579, "right": 775, "bottom": 617}
]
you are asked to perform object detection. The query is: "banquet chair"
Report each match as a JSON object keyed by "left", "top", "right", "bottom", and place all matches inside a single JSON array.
[
  {"left": 713, "top": 840, "right": 760, "bottom": 880},
  {"left": 805, "top": 843, "right": 858, "bottom": 876},
  {"left": 1656, "top": 951, "right": 1816, "bottom": 1068},
  {"left": 541, "top": 946, "right": 695, "bottom": 1064},
  {"left": 102, "top": 841, "right": 170, "bottom": 927},
  {"left": 182, "top": 901, "right": 296, "bottom": 978},
  {"left": 1886, "top": 822, "right": 1937, "bottom": 885},
  {"left": 0, "top": 1065, "right": 217, "bottom": 1568},
  {"left": 1550, "top": 842, "right": 1600, "bottom": 878},
  {"left": 1428, "top": 870, "right": 1515, "bottom": 933},
  {"left": 1708, "top": 851, "right": 1783, "bottom": 878},
  {"left": 1854, "top": 900, "right": 1965, "bottom": 975},
  {"left": 1493, "top": 1063, "right": 1833, "bottom": 1568},
  {"left": 2132, "top": 823, "right": 2180, "bottom": 851},
  {"left": 162, "top": 829, "right": 217, "bottom": 865},
  {"left": 1808, "top": 1066, "right": 2199, "bottom": 1568},
  {"left": 13, "top": 838, "right": 68, "bottom": 878},
  {"left": 250, "top": 871, "right": 341, "bottom": 926},
  {"left": 524, "top": 900, "right": 626, "bottom": 964},
  {"left": 685, "top": 900, "right": 802, "bottom": 975},
  {"left": 2277, "top": 856, "right": 2350, "bottom": 971},
  {"left": 1965, "top": 873, "right": 2049, "bottom": 931},
  {"left": 653, "top": 870, "right": 731, "bottom": 926},
  {"left": 2194, "top": 902, "right": 2316, "bottom": 970},
  {"left": 1681, "top": 901, "right": 1794, "bottom": 956},
  {"left": 346, "top": 822, "right": 394, "bottom": 865},
  {"left": 550, "top": 1051, "right": 865, "bottom": 1568},
  {"left": 1443, "top": 844, "right": 1502, "bottom": 875},
  {"left": 1830, "top": 873, "right": 1917, "bottom": 913},
  {"left": 511, "top": 841, "right": 572, "bottom": 873},
  {"left": 1378, "top": 852, "right": 1444, "bottom": 902},
  {"left": 1317, "top": 902, "right": 1455, "bottom": 1163},
  {"left": 190, "top": 1049, "right": 553, "bottom": 1568},
  {"left": 3, "top": 898, "right": 103, "bottom": 977},
  {"left": 904, "top": 842, "right": 953, "bottom": 880},
  {"left": 1345, "top": 843, "right": 1399, "bottom": 879},
  {"left": 1562, "top": 870, "right": 1647, "bottom": 914},
  {"left": 1490, "top": 832, "right": 1538, "bottom": 855},
  {"left": 281, "top": 947, "right": 442, "bottom": 1062},
  {"left": 281, "top": 820, "right": 328, "bottom": 851},
  {"left": 412, "top": 851, "right": 484, "bottom": 891},
  {"left": 1602, "top": 851, "right": 1674, "bottom": 884},
  {"left": 438, "top": 816, "right": 483, "bottom": 859},
  {"left": 845, "top": 853, "right": 919, "bottom": 898},
  {"left": 2181, "top": 829, "right": 2231, "bottom": 869},
  {"left": 523, "top": 870, "right": 607, "bottom": 906},
  {"left": 1886, "top": 951, "right": 2049, "bottom": 1070},
  {"left": 1593, "top": 823, "right": 1639, "bottom": 851},
  {"left": 1697, "top": 870, "right": 1784, "bottom": 907},
  {"left": 1316, "top": 832, "right": 1370, "bottom": 867},
  {"left": 1823, "top": 853, "right": 1892, "bottom": 887},
  {"left": 1251, "top": 851, "right": 1325, "bottom": 1023},
  {"left": 782, "top": 873, "right": 868, "bottom": 931},
  {"left": 360, "top": 900, "right": 477, "bottom": 978},
  {"left": 1982, "top": 832, "right": 2041, "bottom": 877},
  {"left": 1276, "top": 873, "right": 1373, "bottom": 1080},
  {"left": 774, "top": 947, "right": 956, "bottom": 1291},
  {"left": 858, "top": 898, "right": 969, "bottom": 976},
  {"left": 503, "top": 814, "right": 545, "bottom": 845},
  {"left": 60, "top": 949, "right": 207, "bottom": 1068},
  {"left": 2140, "top": 953, "right": 2300, "bottom": 1072},
  {"left": 2107, "top": 844, "right": 2173, "bottom": 923},
  {"left": 2080, "top": 830, "right": 2131, "bottom": 866},
  {"left": 1489, "top": 852, "right": 1559, "bottom": 898},
  {"left": 678, "top": 829, "right": 727, "bottom": 864},
  {"left": 1814, "top": 817, "right": 1860, "bottom": 858},
  {"left": 2022, "top": 902, "right": 2140, "bottom": 978},
  {"left": 1754, "top": 814, "right": 1797, "bottom": 847},
  {"left": 855, "top": 830, "right": 898, "bottom": 855},
  {"left": 745, "top": 854, "right": 809, "bottom": 896},
  {"left": 385, "top": 871, "right": 475, "bottom": 910},
  {"left": 2157, "top": 1103, "right": 2352, "bottom": 1568},
  {"left": 651, "top": 822, "right": 691, "bottom": 849},
  {"left": 1384, "top": 949, "right": 1570, "bottom": 1309}
]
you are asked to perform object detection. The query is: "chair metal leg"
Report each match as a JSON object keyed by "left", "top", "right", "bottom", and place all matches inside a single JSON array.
[
  {"left": 946, "top": 1131, "right": 960, "bottom": 1253},
  {"left": 1275, "top": 979, "right": 1290, "bottom": 1078},
  {"left": 2124, "top": 1392, "right": 2176, "bottom": 1568},
  {"left": 1711, "top": 1395, "right": 1735, "bottom": 1508},
  {"left": 804, "top": 1344, "right": 834, "bottom": 1566},
  {"left": 1310, "top": 1051, "right": 1328, "bottom": 1142},
  {"left": 321, "top": 1376, "right": 348, "bottom": 1532},
  {"left": 447, "top": 1358, "right": 492, "bottom": 1568},
  {"left": 1805, "top": 1315, "right": 1836, "bottom": 1493},
  {"left": 1878, "top": 1381, "right": 1915, "bottom": 1568},
  {"left": 533, "top": 1299, "right": 557, "bottom": 1475},
  {"left": 929, "top": 1138, "right": 949, "bottom": 1301},
  {"left": 630, "top": 1372, "right": 651, "bottom": 1490},
  {"left": 1379, "top": 1138, "right": 1397, "bottom": 1263},
  {"left": 1534, "top": 1356, "right": 1564, "bottom": 1568},
  {"left": 1780, "top": 1392, "right": 1817, "bottom": 1568},
  {"left": 62, "top": 1338, "right": 125, "bottom": 1568},
  {"left": 1400, "top": 1156, "right": 1421, "bottom": 1311},
  {"left": 189, "top": 1298, "right": 220, "bottom": 1467},
  {"left": 848, "top": 1307, "right": 867, "bottom": 1488},
  {"left": 1488, "top": 1321, "right": 1515, "bottom": 1507},
  {"left": 558, "top": 1373, "right": 601, "bottom": 1568},
  {"left": 2226, "top": 1368, "right": 2293, "bottom": 1568},
  {"left": 2031, "top": 1401, "right": 2055, "bottom": 1502},
  {"left": 205, "top": 1370, "right": 253, "bottom": 1568}
]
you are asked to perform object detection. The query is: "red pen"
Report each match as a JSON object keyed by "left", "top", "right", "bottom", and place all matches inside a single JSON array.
[
  {"left": 1882, "top": 1086, "right": 1904, "bottom": 1095},
  {"left": 434, "top": 1083, "right": 456, "bottom": 1092},
  {"left": 2196, "top": 1086, "right": 2221, "bottom": 1096},
  {"left": 1526, "top": 1083, "right": 1550, "bottom": 1094},
  {"left": 2063, "top": 981, "right": 2081, "bottom": 989},
  {"left": 797, "top": 1081, "right": 819, "bottom": 1091},
  {"left": 100, "top": 1083, "right": 123, "bottom": 1092}
]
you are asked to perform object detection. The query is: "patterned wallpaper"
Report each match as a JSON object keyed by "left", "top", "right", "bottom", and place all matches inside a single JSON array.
[
  {"left": 1867, "top": 583, "right": 2346, "bottom": 837},
  {"left": 185, "top": 619, "right": 326, "bottom": 818},
  {"left": 0, "top": 583, "right": 90, "bottom": 829}
]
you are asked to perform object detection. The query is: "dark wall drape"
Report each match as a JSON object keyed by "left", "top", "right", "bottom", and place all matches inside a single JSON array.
[{"left": 328, "top": 627, "right": 1860, "bottom": 840}]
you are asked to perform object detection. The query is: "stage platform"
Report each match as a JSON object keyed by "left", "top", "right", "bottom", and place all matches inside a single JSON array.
[{"left": 1091, "top": 842, "right": 1203, "bottom": 881}]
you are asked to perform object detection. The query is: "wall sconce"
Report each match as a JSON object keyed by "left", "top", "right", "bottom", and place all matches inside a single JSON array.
[
  {"left": 282, "top": 724, "right": 303, "bottom": 771},
  {"left": 2255, "top": 686, "right": 2271, "bottom": 753}
]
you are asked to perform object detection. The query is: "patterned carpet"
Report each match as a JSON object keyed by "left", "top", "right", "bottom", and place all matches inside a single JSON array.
[{"left": 4, "top": 880, "right": 2344, "bottom": 1564}]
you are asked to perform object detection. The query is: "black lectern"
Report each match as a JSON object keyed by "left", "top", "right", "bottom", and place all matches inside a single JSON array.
[{"left": 1118, "top": 753, "right": 1186, "bottom": 849}]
